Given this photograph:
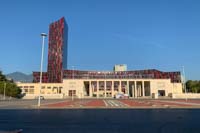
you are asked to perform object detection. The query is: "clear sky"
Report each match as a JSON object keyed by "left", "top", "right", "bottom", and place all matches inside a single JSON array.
[{"left": 0, "top": 0, "right": 200, "bottom": 80}]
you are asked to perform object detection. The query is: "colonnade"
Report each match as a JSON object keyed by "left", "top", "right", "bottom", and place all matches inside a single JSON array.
[{"left": 88, "top": 80, "right": 150, "bottom": 98}]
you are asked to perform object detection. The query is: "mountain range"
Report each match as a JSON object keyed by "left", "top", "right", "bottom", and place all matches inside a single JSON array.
[{"left": 6, "top": 72, "right": 33, "bottom": 83}]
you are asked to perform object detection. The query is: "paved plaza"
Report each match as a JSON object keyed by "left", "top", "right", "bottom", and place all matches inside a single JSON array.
[
  {"left": 1, "top": 99, "right": 200, "bottom": 109},
  {"left": 42, "top": 99, "right": 200, "bottom": 108}
]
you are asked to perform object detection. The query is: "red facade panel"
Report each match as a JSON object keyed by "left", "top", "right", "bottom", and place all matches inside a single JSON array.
[
  {"left": 33, "top": 72, "right": 48, "bottom": 83},
  {"left": 63, "top": 69, "right": 181, "bottom": 83}
]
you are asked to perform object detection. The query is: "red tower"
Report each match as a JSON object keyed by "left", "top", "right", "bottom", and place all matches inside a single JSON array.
[
  {"left": 33, "top": 17, "right": 68, "bottom": 83},
  {"left": 47, "top": 17, "right": 68, "bottom": 83}
]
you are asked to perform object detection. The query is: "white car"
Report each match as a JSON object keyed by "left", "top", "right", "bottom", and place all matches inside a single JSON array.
[{"left": 115, "top": 93, "right": 129, "bottom": 99}]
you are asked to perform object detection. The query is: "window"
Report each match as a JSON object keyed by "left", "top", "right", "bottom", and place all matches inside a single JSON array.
[
  {"left": 47, "top": 87, "right": 51, "bottom": 89},
  {"left": 29, "top": 89, "right": 34, "bottom": 94},
  {"left": 69, "top": 90, "right": 76, "bottom": 96},
  {"left": 59, "top": 87, "right": 62, "bottom": 93}
]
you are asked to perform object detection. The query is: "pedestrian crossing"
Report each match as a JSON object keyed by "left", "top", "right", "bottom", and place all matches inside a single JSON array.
[{"left": 103, "top": 100, "right": 127, "bottom": 107}]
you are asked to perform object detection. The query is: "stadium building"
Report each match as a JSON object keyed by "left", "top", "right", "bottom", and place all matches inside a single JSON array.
[{"left": 18, "top": 17, "right": 183, "bottom": 99}]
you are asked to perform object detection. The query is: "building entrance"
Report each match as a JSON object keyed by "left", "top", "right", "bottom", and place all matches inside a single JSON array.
[{"left": 158, "top": 90, "right": 165, "bottom": 96}]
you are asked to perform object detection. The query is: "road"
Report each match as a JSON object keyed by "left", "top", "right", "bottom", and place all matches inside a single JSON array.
[{"left": 0, "top": 109, "right": 200, "bottom": 133}]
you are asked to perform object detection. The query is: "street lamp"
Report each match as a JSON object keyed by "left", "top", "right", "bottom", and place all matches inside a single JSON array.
[
  {"left": 38, "top": 33, "right": 47, "bottom": 107},
  {"left": 182, "top": 66, "right": 187, "bottom": 101}
]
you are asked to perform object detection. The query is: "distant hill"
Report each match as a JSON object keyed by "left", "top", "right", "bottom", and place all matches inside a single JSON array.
[{"left": 6, "top": 72, "right": 33, "bottom": 83}]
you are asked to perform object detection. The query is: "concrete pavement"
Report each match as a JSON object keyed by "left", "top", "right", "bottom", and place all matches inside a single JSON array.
[{"left": 1, "top": 99, "right": 200, "bottom": 109}]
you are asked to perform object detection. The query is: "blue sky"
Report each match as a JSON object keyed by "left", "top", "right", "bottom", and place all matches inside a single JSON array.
[{"left": 0, "top": 0, "right": 200, "bottom": 80}]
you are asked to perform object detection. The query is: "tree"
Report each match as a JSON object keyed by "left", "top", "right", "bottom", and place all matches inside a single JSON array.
[
  {"left": 0, "top": 70, "right": 7, "bottom": 82},
  {"left": 0, "top": 71, "right": 22, "bottom": 98},
  {"left": 186, "top": 80, "right": 200, "bottom": 93}
]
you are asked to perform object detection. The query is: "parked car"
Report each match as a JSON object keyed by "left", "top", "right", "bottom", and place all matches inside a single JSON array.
[
  {"left": 123, "top": 94, "right": 129, "bottom": 99},
  {"left": 115, "top": 93, "right": 129, "bottom": 99}
]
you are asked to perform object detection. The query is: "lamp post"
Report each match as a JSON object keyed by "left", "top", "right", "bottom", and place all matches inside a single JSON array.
[
  {"left": 182, "top": 66, "right": 187, "bottom": 101},
  {"left": 38, "top": 33, "right": 47, "bottom": 107}
]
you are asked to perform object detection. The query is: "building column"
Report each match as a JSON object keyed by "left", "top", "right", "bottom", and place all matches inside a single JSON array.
[
  {"left": 138, "top": 86, "right": 140, "bottom": 97},
  {"left": 104, "top": 81, "right": 106, "bottom": 98},
  {"left": 149, "top": 81, "right": 151, "bottom": 97},
  {"left": 127, "top": 81, "right": 129, "bottom": 96},
  {"left": 142, "top": 81, "right": 145, "bottom": 97},
  {"left": 97, "top": 81, "right": 99, "bottom": 98},
  {"left": 135, "top": 81, "right": 137, "bottom": 98},
  {"left": 139, "top": 84, "right": 142, "bottom": 97},
  {"left": 132, "top": 84, "right": 134, "bottom": 98},
  {"left": 89, "top": 81, "right": 92, "bottom": 97},
  {"left": 111, "top": 81, "right": 114, "bottom": 97},
  {"left": 139, "top": 83, "right": 142, "bottom": 97},
  {"left": 119, "top": 81, "right": 121, "bottom": 93}
]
